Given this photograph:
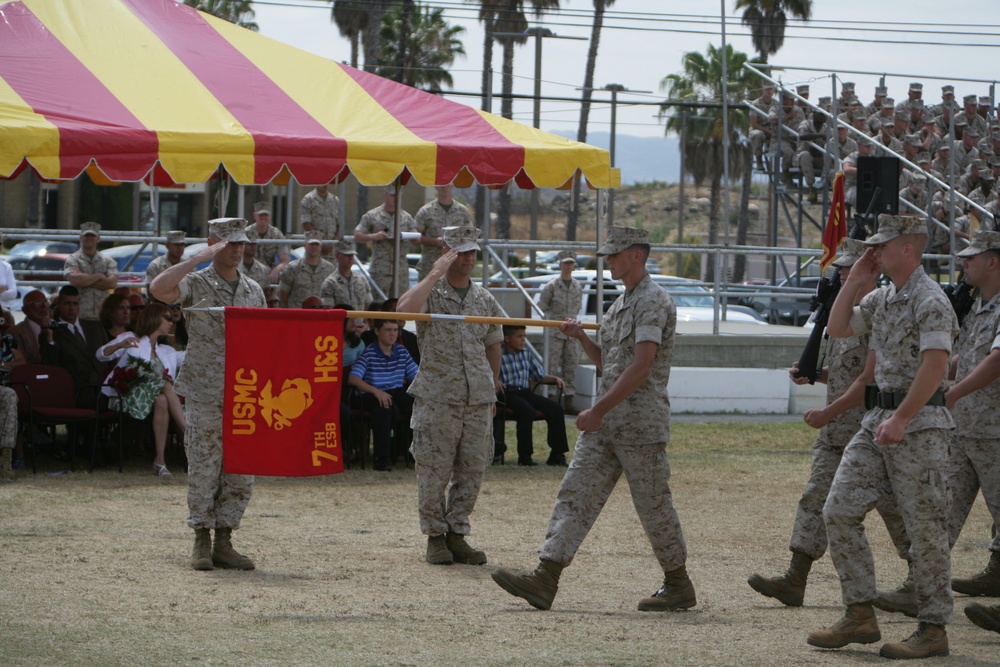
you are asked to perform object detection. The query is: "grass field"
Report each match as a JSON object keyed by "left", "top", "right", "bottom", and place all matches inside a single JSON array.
[{"left": 1, "top": 421, "right": 996, "bottom": 666}]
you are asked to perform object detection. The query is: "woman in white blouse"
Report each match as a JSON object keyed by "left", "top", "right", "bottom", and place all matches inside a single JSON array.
[{"left": 97, "top": 302, "right": 186, "bottom": 476}]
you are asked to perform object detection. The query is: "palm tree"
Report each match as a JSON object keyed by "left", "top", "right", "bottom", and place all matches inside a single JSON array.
[
  {"left": 660, "top": 44, "right": 758, "bottom": 282},
  {"left": 184, "top": 0, "right": 258, "bottom": 30},
  {"left": 331, "top": 1, "right": 368, "bottom": 68},
  {"left": 378, "top": 4, "right": 466, "bottom": 93},
  {"left": 566, "top": 0, "right": 615, "bottom": 242},
  {"left": 734, "top": 0, "right": 812, "bottom": 59}
]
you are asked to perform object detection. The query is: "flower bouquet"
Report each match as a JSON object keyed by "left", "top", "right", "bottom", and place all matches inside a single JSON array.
[{"left": 108, "top": 356, "right": 168, "bottom": 419}]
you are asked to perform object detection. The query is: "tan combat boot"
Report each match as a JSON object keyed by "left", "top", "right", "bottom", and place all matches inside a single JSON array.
[
  {"left": 965, "top": 602, "right": 1000, "bottom": 634},
  {"left": 807, "top": 603, "right": 881, "bottom": 648},
  {"left": 874, "top": 573, "right": 917, "bottom": 618},
  {"left": 747, "top": 551, "right": 813, "bottom": 606},
  {"left": 491, "top": 559, "right": 563, "bottom": 610},
  {"left": 879, "top": 623, "right": 948, "bottom": 659},
  {"left": 191, "top": 528, "right": 213, "bottom": 571},
  {"left": 445, "top": 531, "right": 487, "bottom": 565},
  {"left": 637, "top": 565, "right": 697, "bottom": 611},
  {"left": 426, "top": 534, "right": 453, "bottom": 565},
  {"left": 952, "top": 551, "right": 1000, "bottom": 596},
  {"left": 212, "top": 527, "right": 255, "bottom": 570},
  {"left": 0, "top": 448, "right": 13, "bottom": 481}
]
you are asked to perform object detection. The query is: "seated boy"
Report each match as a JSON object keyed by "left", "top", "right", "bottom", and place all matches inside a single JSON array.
[
  {"left": 494, "top": 325, "right": 569, "bottom": 467},
  {"left": 348, "top": 319, "right": 418, "bottom": 471}
]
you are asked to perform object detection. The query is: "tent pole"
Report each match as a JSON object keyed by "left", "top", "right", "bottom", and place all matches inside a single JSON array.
[{"left": 392, "top": 176, "right": 402, "bottom": 299}]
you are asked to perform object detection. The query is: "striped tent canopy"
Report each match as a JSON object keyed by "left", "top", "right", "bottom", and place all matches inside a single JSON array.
[{"left": 0, "top": 0, "right": 620, "bottom": 189}]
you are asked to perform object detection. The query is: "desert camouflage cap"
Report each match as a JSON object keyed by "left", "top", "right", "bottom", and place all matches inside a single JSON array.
[
  {"left": 208, "top": 217, "right": 250, "bottom": 243},
  {"left": 904, "top": 134, "right": 923, "bottom": 147},
  {"left": 796, "top": 84, "right": 809, "bottom": 94},
  {"left": 980, "top": 169, "right": 995, "bottom": 181},
  {"left": 842, "top": 81, "right": 855, "bottom": 92},
  {"left": 818, "top": 96, "right": 832, "bottom": 107},
  {"left": 964, "top": 94, "right": 978, "bottom": 105},
  {"left": 910, "top": 173, "right": 927, "bottom": 184},
  {"left": 942, "top": 84, "right": 955, "bottom": 94},
  {"left": 916, "top": 152, "right": 931, "bottom": 164},
  {"left": 165, "top": 230, "right": 186, "bottom": 244},
  {"left": 442, "top": 225, "right": 481, "bottom": 253},
  {"left": 965, "top": 126, "right": 981, "bottom": 138},
  {"left": 80, "top": 221, "right": 101, "bottom": 236},
  {"left": 909, "top": 82, "right": 923, "bottom": 92},
  {"left": 384, "top": 184, "right": 398, "bottom": 196},
  {"left": 253, "top": 200, "right": 271, "bottom": 215},
  {"left": 832, "top": 238, "right": 867, "bottom": 268},
  {"left": 334, "top": 239, "right": 356, "bottom": 255},
  {"left": 863, "top": 215, "right": 927, "bottom": 246},
  {"left": 990, "top": 155, "right": 1000, "bottom": 167},
  {"left": 597, "top": 226, "right": 650, "bottom": 257},
  {"left": 852, "top": 108, "right": 869, "bottom": 120},
  {"left": 957, "top": 230, "right": 1000, "bottom": 257},
  {"left": 875, "top": 86, "right": 888, "bottom": 95},
  {"left": 304, "top": 231, "right": 323, "bottom": 244},
  {"left": 556, "top": 249, "right": 577, "bottom": 264},
  {"left": 881, "top": 97, "right": 895, "bottom": 108}
]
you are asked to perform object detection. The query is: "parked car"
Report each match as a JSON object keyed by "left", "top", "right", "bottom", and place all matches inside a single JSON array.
[
  {"left": 728, "top": 278, "right": 817, "bottom": 325},
  {"left": 511, "top": 270, "right": 768, "bottom": 325},
  {"left": 102, "top": 243, "right": 167, "bottom": 274},
  {"left": 19, "top": 252, "right": 69, "bottom": 286},
  {"left": 6, "top": 240, "right": 78, "bottom": 271}
]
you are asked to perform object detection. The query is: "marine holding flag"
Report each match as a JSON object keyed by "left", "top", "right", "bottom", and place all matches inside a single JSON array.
[
  {"left": 150, "top": 218, "right": 266, "bottom": 572},
  {"left": 397, "top": 225, "right": 504, "bottom": 567}
]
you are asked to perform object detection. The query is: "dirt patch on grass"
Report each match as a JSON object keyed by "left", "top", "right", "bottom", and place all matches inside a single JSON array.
[{"left": 0, "top": 422, "right": 995, "bottom": 666}]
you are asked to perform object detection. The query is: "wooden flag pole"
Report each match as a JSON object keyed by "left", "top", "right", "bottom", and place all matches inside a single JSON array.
[{"left": 185, "top": 304, "right": 601, "bottom": 330}]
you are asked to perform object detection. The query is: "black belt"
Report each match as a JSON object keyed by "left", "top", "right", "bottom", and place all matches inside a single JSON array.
[{"left": 864, "top": 385, "right": 947, "bottom": 410}]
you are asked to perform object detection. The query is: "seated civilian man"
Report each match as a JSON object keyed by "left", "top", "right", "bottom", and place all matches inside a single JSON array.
[
  {"left": 348, "top": 319, "right": 418, "bottom": 471},
  {"left": 494, "top": 325, "right": 569, "bottom": 467}
]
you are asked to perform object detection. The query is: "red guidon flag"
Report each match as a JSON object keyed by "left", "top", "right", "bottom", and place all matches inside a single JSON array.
[
  {"left": 223, "top": 307, "right": 346, "bottom": 476},
  {"left": 820, "top": 171, "right": 847, "bottom": 272}
]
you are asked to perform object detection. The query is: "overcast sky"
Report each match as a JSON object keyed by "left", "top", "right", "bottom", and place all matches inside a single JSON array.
[{"left": 252, "top": 0, "right": 999, "bottom": 139}]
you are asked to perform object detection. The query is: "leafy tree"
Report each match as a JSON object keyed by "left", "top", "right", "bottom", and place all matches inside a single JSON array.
[
  {"left": 331, "top": 1, "right": 368, "bottom": 68},
  {"left": 660, "top": 44, "right": 760, "bottom": 282},
  {"left": 377, "top": 3, "right": 466, "bottom": 92},
  {"left": 734, "top": 0, "right": 812, "bottom": 59},
  {"left": 184, "top": 0, "right": 257, "bottom": 31}
]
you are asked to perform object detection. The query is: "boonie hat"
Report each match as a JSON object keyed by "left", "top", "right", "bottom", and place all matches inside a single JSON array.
[
  {"left": 597, "top": 226, "right": 650, "bottom": 257},
  {"left": 442, "top": 225, "right": 481, "bottom": 253},
  {"left": 863, "top": 215, "right": 927, "bottom": 245},
  {"left": 208, "top": 218, "right": 251, "bottom": 243},
  {"left": 956, "top": 230, "right": 1000, "bottom": 257}
]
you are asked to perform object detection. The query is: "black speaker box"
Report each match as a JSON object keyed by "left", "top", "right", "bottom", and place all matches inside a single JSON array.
[{"left": 856, "top": 155, "right": 900, "bottom": 215}]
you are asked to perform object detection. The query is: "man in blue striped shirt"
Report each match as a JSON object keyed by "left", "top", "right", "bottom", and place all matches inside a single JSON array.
[
  {"left": 349, "top": 319, "right": 419, "bottom": 471},
  {"left": 494, "top": 325, "right": 569, "bottom": 467}
]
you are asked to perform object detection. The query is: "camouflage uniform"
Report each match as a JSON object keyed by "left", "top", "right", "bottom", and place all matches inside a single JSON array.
[
  {"left": 238, "top": 257, "right": 271, "bottom": 293},
  {"left": 320, "top": 270, "right": 373, "bottom": 310},
  {"left": 64, "top": 250, "right": 117, "bottom": 321},
  {"left": 244, "top": 224, "right": 290, "bottom": 270},
  {"left": 356, "top": 206, "right": 416, "bottom": 298},
  {"left": 539, "top": 276, "right": 689, "bottom": 572},
  {"left": 171, "top": 265, "right": 266, "bottom": 530},
  {"left": 299, "top": 189, "right": 340, "bottom": 240},
  {"left": 948, "top": 291, "right": 1000, "bottom": 554},
  {"left": 408, "top": 278, "right": 504, "bottom": 537},
  {"left": 278, "top": 257, "right": 334, "bottom": 308},
  {"left": 899, "top": 184, "right": 930, "bottom": 213},
  {"left": 824, "top": 266, "right": 958, "bottom": 626},
  {"left": 537, "top": 275, "right": 583, "bottom": 395},
  {"left": 749, "top": 94, "right": 778, "bottom": 158},
  {"left": 413, "top": 200, "right": 472, "bottom": 280},
  {"left": 0, "top": 386, "right": 16, "bottom": 450},
  {"left": 145, "top": 255, "right": 181, "bottom": 282}
]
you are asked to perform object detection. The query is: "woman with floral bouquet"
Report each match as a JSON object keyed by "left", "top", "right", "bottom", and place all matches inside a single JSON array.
[{"left": 97, "top": 303, "right": 186, "bottom": 476}]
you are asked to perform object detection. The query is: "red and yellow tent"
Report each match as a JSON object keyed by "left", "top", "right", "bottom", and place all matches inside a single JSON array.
[{"left": 0, "top": 0, "right": 620, "bottom": 189}]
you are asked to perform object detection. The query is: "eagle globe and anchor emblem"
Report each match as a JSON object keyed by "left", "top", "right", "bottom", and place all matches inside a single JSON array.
[{"left": 258, "top": 378, "right": 314, "bottom": 430}]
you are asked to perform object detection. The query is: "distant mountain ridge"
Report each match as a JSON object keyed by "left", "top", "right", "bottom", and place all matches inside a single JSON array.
[{"left": 551, "top": 130, "right": 681, "bottom": 186}]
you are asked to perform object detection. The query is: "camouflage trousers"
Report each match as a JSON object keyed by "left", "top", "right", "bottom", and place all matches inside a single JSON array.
[
  {"left": 371, "top": 265, "right": 409, "bottom": 300},
  {"left": 824, "top": 427, "right": 953, "bottom": 625},
  {"left": 410, "top": 398, "right": 493, "bottom": 537},
  {"left": 790, "top": 433, "right": 911, "bottom": 562},
  {"left": 539, "top": 434, "right": 688, "bottom": 572},
  {"left": 546, "top": 335, "right": 580, "bottom": 396},
  {"left": 0, "top": 386, "right": 15, "bottom": 449},
  {"left": 184, "top": 400, "right": 254, "bottom": 530},
  {"left": 947, "top": 435, "right": 1000, "bottom": 553}
]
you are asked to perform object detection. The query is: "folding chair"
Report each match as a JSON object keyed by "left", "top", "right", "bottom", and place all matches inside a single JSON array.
[{"left": 10, "top": 365, "right": 99, "bottom": 473}]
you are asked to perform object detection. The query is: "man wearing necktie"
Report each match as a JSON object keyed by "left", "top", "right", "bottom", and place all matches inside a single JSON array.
[{"left": 41, "top": 286, "right": 109, "bottom": 408}]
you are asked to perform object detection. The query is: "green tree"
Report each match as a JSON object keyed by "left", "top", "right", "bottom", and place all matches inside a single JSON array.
[
  {"left": 377, "top": 4, "right": 466, "bottom": 92},
  {"left": 734, "top": 0, "right": 812, "bottom": 59},
  {"left": 184, "top": 0, "right": 257, "bottom": 31},
  {"left": 331, "top": 1, "right": 368, "bottom": 68},
  {"left": 660, "top": 44, "right": 759, "bottom": 282},
  {"left": 566, "top": 0, "right": 615, "bottom": 242}
]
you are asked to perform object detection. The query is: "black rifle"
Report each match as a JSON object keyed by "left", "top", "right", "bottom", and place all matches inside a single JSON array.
[
  {"left": 944, "top": 280, "right": 976, "bottom": 326},
  {"left": 791, "top": 190, "right": 875, "bottom": 384}
]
